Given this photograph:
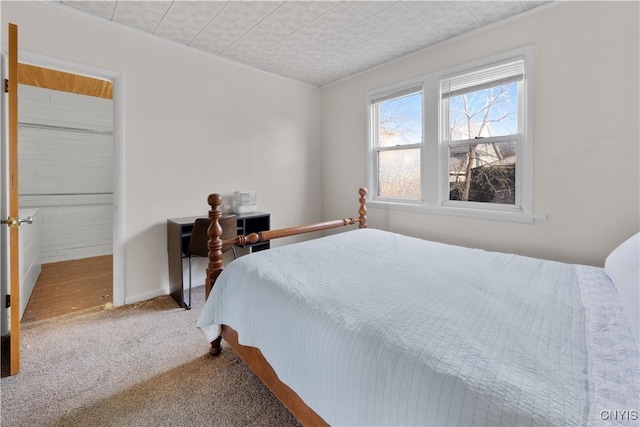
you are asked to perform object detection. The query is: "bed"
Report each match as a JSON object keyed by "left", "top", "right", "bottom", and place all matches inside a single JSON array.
[{"left": 197, "top": 188, "right": 639, "bottom": 426}]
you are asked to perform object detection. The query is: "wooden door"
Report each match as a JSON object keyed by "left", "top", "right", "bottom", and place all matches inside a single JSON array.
[{"left": 2, "top": 23, "right": 20, "bottom": 376}]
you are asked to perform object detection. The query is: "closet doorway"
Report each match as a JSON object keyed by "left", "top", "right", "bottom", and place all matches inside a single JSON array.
[{"left": 17, "top": 64, "right": 115, "bottom": 323}]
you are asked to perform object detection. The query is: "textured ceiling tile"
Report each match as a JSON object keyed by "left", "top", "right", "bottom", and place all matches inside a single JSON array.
[
  {"left": 289, "top": 1, "right": 340, "bottom": 17},
  {"left": 422, "top": 2, "right": 481, "bottom": 38},
  {"left": 255, "top": 2, "right": 315, "bottom": 40},
  {"left": 189, "top": 21, "right": 240, "bottom": 54},
  {"left": 219, "top": 47, "right": 258, "bottom": 63},
  {"left": 231, "top": 1, "right": 284, "bottom": 21},
  {"left": 245, "top": 22, "right": 291, "bottom": 47},
  {"left": 190, "top": 2, "right": 280, "bottom": 53},
  {"left": 345, "top": 1, "right": 396, "bottom": 17},
  {"left": 189, "top": 24, "right": 239, "bottom": 54},
  {"left": 222, "top": 35, "right": 274, "bottom": 62},
  {"left": 154, "top": 1, "right": 227, "bottom": 44},
  {"left": 293, "top": 44, "right": 336, "bottom": 65},
  {"left": 336, "top": 46, "right": 377, "bottom": 65},
  {"left": 250, "top": 44, "right": 301, "bottom": 67},
  {"left": 339, "top": 19, "right": 386, "bottom": 46},
  {"left": 207, "top": 1, "right": 280, "bottom": 35},
  {"left": 403, "top": 1, "right": 448, "bottom": 16},
  {"left": 283, "top": 20, "right": 338, "bottom": 51},
  {"left": 222, "top": 3, "right": 316, "bottom": 61},
  {"left": 262, "top": 39, "right": 310, "bottom": 62},
  {"left": 320, "top": 50, "right": 356, "bottom": 67},
  {"left": 392, "top": 30, "right": 441, "bottom": 57},
  {"left": 341, "top": 46, "right": 387, "bottom": 72},
  {"left": 329, "top": 55, "right": 367, "bottom": 79},
  {"left": 521, "top": 0, "right": 552, "bottom": 10},
  {"left": 256, "top": 41, "right": 296, "bottom": 61},
  {"left": 112, "top": 1, "right": 172, "bottom": 33},
  {"left": 369, "top": 2, "right": 419, "bottom": 30},
  {"left": 321, "top": 31, "right": 360, "bottom": 52},
  {"left": 61, "top": 0, "right": 116, "bottom": 20},
  {"left": 464, "top": 1, "right": 524, "bottom": 26},
  {"left": 317, "top": 3, "right": 366, "bottom": 32},
  {"left": 247, "top": 51, "right": 287, "bottom": 70},
  {"left": 393, "top": 17, "right": 444, "bottom": 44},
  {"left": 272, "top": 61, "right": 307, "bottom": 76},
  {"left": 358, "top": 30, "right": 409, "bottom": 57}
]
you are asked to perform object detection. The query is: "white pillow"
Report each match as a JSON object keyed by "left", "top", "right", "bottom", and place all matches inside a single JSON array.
[{"left": 604, "top": 232, "right": 640, "bottom": 344}]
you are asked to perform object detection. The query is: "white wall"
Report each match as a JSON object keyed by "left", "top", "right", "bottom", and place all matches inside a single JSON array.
[
  {"left": 321, "top": 1, "right": 639, "bottom": 267},
  {"left": 18, "top": 207, "right": 40, "bottom": 319},
  {"left": 1, "top": 1, "right": 322, "bottom": 303}
]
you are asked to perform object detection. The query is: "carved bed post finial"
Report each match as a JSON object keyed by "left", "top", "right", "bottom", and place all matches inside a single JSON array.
[
  {"left": 206, "top": 193, "right": 224, "bottom": 299},
  {"left": 358, "top": 187, "right": 368, "bottom": 229}
]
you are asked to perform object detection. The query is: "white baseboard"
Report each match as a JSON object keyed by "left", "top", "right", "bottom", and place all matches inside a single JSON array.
[
  {"left": 124, "top": 287, "right": 170, "bottom": 305},
  {"left": 124, "top": 282, "right": 206, "bottom": 306}
]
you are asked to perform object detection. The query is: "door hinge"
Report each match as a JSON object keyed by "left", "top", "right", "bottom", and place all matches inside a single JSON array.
[
  {"left": 4, "top": 79, "right": 8, "bottom": 93},
  {"left": 5, "top": 295, "right": 10, "bottom": 308}
]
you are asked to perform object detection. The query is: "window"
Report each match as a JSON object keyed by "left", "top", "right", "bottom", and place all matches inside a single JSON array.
[
  {"left": 370, "top": 86, "right": 423, "bottom": 200},
  {"left": 441, "top": 59, "right": 523, "bottom": 208},
  {"left": 367, "top": 47, "right": 535, "bottom": 222}
]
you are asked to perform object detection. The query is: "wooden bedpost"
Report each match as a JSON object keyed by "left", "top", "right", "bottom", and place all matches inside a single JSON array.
[
  {"left": 205, "top": 188, "right": 368, "bottom": 357},
  {"left": 206, "top": 193, "right": 224, "bottom": 356},
  {"left": 358, "top": 187, "right": 367, "bottom": 229},
  {"left": 206, "top": 193, "right": 224, "bottom": 298}
]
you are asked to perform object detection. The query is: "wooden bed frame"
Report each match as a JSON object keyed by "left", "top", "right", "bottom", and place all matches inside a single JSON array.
[{"left": 204, "top": 188, "right": 368, "bottom": 426}]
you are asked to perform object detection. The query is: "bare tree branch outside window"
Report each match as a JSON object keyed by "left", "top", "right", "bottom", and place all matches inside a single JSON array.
[{"left": 448, "top": 83, "right": 518, "bottom": 204}]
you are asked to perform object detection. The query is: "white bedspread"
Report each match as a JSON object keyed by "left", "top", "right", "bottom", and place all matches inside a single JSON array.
[{"left": 197, "top": 228, "right": 639, "bottom": 426}]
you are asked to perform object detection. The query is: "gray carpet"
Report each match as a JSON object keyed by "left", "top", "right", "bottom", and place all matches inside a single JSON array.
[{"left": 1, "top": 286, "right": 299, "bottom": 426}]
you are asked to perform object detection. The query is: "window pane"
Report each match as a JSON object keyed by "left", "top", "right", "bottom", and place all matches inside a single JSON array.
[
  {"left": 379, "top": 92, "right": 422, "bottom": 147},
  {"left": 378, "top": 148, "right": 421, "bottom": 198},
  {"left": 449, "top": 82, "right": 518, "bottom": 140},
  {"left": 449, "top": 141, "right": 516, "bottom": 204}
]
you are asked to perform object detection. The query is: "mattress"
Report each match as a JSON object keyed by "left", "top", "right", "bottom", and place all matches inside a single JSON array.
[{"left": 197, "top": 228, "right": 639, "bottom": 426}]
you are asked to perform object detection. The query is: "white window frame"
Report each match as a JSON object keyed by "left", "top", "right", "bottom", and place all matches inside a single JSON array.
[
  {"left": 366, "top": 46, "right": 543, "bottom": 223},
  {"left": 368, "top": 81, "right": 425, "bottom": 204}
]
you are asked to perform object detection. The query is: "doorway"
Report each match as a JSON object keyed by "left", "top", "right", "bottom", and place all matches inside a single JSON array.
[
  {"left": 17, "top": 65, "right": 115, "bottom": 322},
  {"left": 9, "top": 55, "right": 124, "bottom": 322}
]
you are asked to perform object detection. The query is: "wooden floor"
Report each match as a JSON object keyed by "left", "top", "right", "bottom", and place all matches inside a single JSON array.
[{"left": 22, "top": 255, "right": 113, "bottom": 323}]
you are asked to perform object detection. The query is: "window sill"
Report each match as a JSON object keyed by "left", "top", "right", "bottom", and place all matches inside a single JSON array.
[{"left": 368, "top": 200, "right": 547, "bottom": 224}]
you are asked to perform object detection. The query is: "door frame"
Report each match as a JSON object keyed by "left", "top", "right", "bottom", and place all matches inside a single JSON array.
[{"left": 2, "top": 49, "right": 125, "bottom": 309}]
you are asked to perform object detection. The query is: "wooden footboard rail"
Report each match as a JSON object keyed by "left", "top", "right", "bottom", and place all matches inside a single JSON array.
[{"left": 205, "top": 187, "right": 367, "bottom": 299}]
